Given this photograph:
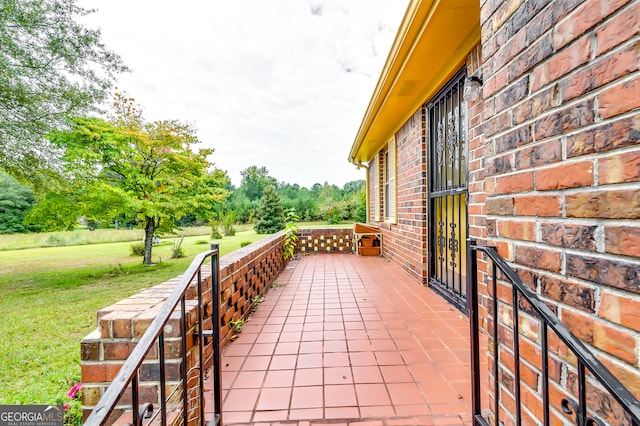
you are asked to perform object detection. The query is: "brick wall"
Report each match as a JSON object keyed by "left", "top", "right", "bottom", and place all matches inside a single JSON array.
[
  {"left": 80, "top": 232, "right": 286, "bottom": 422},
  {"left": 295, "top": 228, "right": 354, "bottom": 254},
  {"left": 368, "top": 109, "right": 428, "bottom": 284},
  {"left": 478, "top": 0, "right": 640, "bottom": 423}
]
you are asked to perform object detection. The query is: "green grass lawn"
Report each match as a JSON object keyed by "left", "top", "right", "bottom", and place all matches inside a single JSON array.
[
  {"left": 0, "top": 229, "right": 266, "bottom": 405},
  {"left": 0, "top": 226, "right": 215, "bottom": 251}
]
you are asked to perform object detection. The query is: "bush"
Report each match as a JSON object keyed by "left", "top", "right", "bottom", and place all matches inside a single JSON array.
[
  {"left": 129, "top": 242, "right": 145, "bottom": 256},
  {"left": 194, "top": 240, "right": 209, "bottom": 245},
  {"left": 240, "top": 241, "right": 252, "bottom": 248},
  {"left": 210, "top": 220, "right": 222, "bottom": 239},
  {"left": 222, "top": 211, "right": 236, "bottom": 236},
  {"left": 45, "top": 233, "right": 66, "bottom": 246},
  {"left": 54, "top": 381, "right": 82, "bottom": 426},
  {"left": 171, "top": 237, "right": 185, "bottom": 259},
  {"left": 283, "top": 208, "right": 299, "bottom": 260}
]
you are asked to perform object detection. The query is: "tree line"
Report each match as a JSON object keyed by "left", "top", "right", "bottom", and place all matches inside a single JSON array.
[
  {"left": 0, "top": 0, "right": 365, "bottom": 264},
  {"left": 0, "top": 93, "right": 366, "bottom": 264}
]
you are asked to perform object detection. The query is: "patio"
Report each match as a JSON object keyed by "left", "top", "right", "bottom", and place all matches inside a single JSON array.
[{"left": 205, "top": 253, "right": 487, "bottom": 425}]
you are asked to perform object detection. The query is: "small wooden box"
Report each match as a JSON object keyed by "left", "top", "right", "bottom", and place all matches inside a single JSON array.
[{"left": 358, "top": 246, "right": 380, "bottom": 256}]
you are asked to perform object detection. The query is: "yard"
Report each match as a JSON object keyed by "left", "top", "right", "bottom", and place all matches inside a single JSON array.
[{"left": 0, "top": 226, "right": 266, "bottom": 405}]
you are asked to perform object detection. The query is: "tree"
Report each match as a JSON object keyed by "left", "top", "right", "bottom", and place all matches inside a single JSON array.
[
  {"left": 0, "top": 172, "right": 36, "bottom": 233},
  {"left": 239, "top": 166, "right": 277, "bottom": 201},
  {"left": 254, "top": 185, "right": 284, "bottom": 234},
  {"left": 28, "top": 95, "right": 227, "bottom": 264},
  {"left": 354, "top": 187, "right": 367, "bottom": 223},
  {"left": 0, "top": 0, "right": 128, "bottom": 184},
  {"left": 342, "top": 180, "right": 365, "bottom": 195}
]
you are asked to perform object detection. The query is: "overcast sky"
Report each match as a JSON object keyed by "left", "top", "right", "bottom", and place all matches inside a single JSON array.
[{"left": 78, "top": 1, "right": 409, "bottom": 188}]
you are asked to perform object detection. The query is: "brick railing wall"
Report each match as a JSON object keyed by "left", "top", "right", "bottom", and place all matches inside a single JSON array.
[
  {"left": 80, "top": 228, "right": 354, "bottom": 420},
  {"left": 295, "top": 228, "right": 354, "bottom": 254},
  {"left": 80, "top": 232, "right": 286, "bottom": 421}
]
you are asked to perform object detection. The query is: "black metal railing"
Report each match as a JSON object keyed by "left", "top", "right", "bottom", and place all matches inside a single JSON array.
[
  {"left": 85, "top": 244, "right": 223, "bottom": 426},
  {"left": 468, "top": 240, "right": 640, "bottom": 426}
]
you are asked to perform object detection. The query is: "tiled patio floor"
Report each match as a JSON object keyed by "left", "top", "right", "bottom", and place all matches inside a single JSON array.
[{"left": 206, "top": 254, "right": 487, "bottom": 425}]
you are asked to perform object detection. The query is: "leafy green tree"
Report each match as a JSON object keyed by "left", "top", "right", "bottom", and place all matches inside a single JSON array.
[
  {"left": 343, "top": 180, "right": 365, "bottom": 194},
  {"left": 355, "top": 187, "right": 367, "bottom": 223},
  {"left": 183, "top": 168, "right": 230, "bottom": 223},
  {"left": 28, "top": 95, "right": 227, "bottom": 264},
  {"left": 240, "top": 166, "right": 277, "bottom": 201},
  {"left": 0, "top": 172, "right": 36, "bottom": 233},
  {"left": 226, "top": 191, "right": 256, "bottom": 224},
  {"left": 254, "top": 185, "right": 284, "bottom": 234},
  {"left": 0, "top": 0, "right": 128, "bottom": 184},
  {"left": 25, "top": 188, "right": 79, "bottom": 231}
]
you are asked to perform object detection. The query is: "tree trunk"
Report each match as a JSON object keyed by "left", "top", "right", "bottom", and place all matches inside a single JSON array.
[{"left": 143, "top": 216, "right": 155, "bottom": 265}]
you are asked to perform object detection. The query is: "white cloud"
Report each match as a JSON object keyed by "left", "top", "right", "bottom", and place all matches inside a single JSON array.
[{"left": 78, "top": 0, "right": 409, "bottom": 187}]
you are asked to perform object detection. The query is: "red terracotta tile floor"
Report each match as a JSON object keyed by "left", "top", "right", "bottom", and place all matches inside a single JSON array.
[{"left": 205, "top": 254, "right": 488, "bottom": 425}]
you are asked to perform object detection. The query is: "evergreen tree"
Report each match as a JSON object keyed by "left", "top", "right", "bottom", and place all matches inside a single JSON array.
[{"left": 254, "top": 185, "right": 284, "bottom": 234}]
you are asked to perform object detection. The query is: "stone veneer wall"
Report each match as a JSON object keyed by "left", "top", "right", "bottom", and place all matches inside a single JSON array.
[{"left": 80, "top": 232, "right": 286, "bottom": 422}]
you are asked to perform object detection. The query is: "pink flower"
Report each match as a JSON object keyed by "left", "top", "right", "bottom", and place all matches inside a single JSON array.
[
  {"left": 64, "top": 404, "right": 70, "bottom": 411},
  {"left": 67, "top": 382, "right": 83, "bottom": 399}
]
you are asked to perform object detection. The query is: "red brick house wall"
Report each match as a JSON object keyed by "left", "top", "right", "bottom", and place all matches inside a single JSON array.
[
  {"left": 476, "top": 0, "right": 640, "bottom": 421},
  {"left": 363, "top": 0, "right": 639, "bottom": 421},
  {"left": 368, "top": 109, "right": 428, "bottom": 284}
]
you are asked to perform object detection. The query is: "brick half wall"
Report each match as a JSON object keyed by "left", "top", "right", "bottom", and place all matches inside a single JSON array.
[
  {"left": 295, "top": 228, "right": 354, "bottom": 254},
  {"left": 80, "top": 228, "right": 357, "bottom": 420},
  {"left": 80, "top": 232, "right": 286, "bottom": 421}
]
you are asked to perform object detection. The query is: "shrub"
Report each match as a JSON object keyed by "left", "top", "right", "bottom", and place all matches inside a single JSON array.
[
  {"left": 222, "top": 211, "right": 236, "bottom": 236},
  {"left": 283, "top": 208, "right": 299, "bottom": 260},
  {"left": 194, "top": 239, "right": 209, "bottom": 245},
  {"left": 45, "top": 233, "right": 66, "bottom": 246},
  {"left": 54, "top": 381, "right": 82, "bottom": 426},
  {"left": 171, "top": 237, "right": 185, "bottom": 259},
  {"left": 129, "top": 242, "right": 145, "bottom": 256},
  {"left": 210, "top": 220, "right": 222, "bottom": 239},
  {"left": 240, "top": 241, "right": 251, "bottom": 248}
]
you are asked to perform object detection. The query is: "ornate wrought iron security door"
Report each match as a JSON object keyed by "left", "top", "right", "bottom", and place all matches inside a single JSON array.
[{"left": 427, "top": 69, "right": 468, "bottom": 313}]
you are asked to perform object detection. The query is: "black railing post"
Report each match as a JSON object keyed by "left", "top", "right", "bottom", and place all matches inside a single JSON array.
[
  {"left": 180, "top": 296, "right": 188, "bottom": 425},
  {"left": 197, "top": 268, "right": 205, "bottom": 424},
  {"left": 467, "top": 239, "right": 482, "bottom": 424},
  {"left": 210, "top": 242, "right": 222, "bottom": 426},
  {"left": 158, "top": 332, "right": 167, "bottom": 426},
  {"left": 541, "top": 325, "right": 550, "bottom": 426},
  {"left": 131, "top": 374, "right": 139, "bottom": 425},
  {"left": 512, "top": 285, "right": 522, "bottom": 426},
  {"left": 491, "top": 256, "right": 499, "bottom": 426}
]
